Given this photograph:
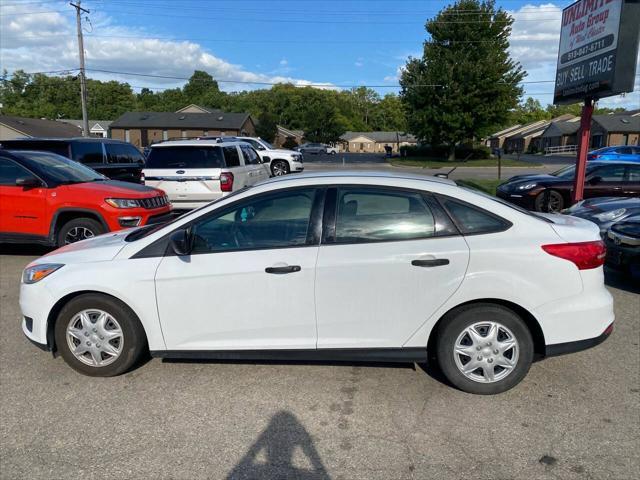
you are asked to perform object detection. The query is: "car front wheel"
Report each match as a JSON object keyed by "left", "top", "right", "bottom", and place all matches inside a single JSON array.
[
  {"left": 57, "top": 217, "right": 105, "bottom": 247},
  {"left": 271, "top": 160, "right": 290, "bottom": 176},
  {"left": 435, "top": 304, "right": 533, "bottom": 394},
  {"left": 534, "top": 189, "right": 564, "bottom": 213},
  {"left": 54, "top": 293, "right": 147, "bottom": 377}
]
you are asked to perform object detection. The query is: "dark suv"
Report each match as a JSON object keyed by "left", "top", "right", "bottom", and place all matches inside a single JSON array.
[{"left": 0, "top": 138, "right": 145, "bottom": 183}]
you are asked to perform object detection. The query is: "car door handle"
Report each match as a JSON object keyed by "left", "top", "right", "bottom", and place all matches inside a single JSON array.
[
  {"left": 265, "top": 265, "right": 301, "bottom": 274},
  {"left": 411, "top": 259, "right": 450, "bottom": 267}
]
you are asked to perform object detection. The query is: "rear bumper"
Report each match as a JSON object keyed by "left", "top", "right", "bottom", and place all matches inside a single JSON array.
[{"left": 545, "top": 322, "right": 613, "bottom": 357}]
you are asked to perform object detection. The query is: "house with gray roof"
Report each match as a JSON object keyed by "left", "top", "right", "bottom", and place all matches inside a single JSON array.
[
  {"left": 339, "top": 131, "right": 417, "bottom": 153},
  {"left": 109, "top": 105, "right": 256, "bottom": 148},
  {"left": 57, "top": 119, "right": 113, "bottom": 138},
  {"left": 0, "top": 115, "right": 82, "bottom": 141},
  {"left": 590, "top": 112, "right": 640, "bottom": 148}
]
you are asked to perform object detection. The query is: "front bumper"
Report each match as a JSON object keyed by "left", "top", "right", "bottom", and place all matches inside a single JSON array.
[
  {"left": 605, "top": 237, "right": 640, "bottom": 275},
  {"left": 290, "top": 160, "right": 304, "bottom": 172}
]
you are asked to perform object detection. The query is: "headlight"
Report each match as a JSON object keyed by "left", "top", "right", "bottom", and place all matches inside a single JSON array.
[
  {"left": 105, "top": 198, "right": 140, "bottom": 208},
  {"left": 22, "top": 264, "right": 64, "bottom": 284},
  {"left": 516, "top": 182, "right": 537, "bottom": 190},
  {"left": 594, "top": 208, "right": 626, "bottom": 221}
]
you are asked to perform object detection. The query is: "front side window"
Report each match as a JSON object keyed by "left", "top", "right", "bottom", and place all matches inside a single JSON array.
[
  {"left": 145, "top": 147, "right": 225, "bottom": 169},
  {"left": 334, "top": 188, "right": 436, "bottom": 243},
  {"left": 0, "top": 158, "right": 33, "bottom": 185},
  {"left": 71, "top": 142, "right": 104, "bottom": 164},
  {"left": 591, "top": 165, "right": 626, "bottom": 182},
  {"left": 240, "top": 145, "right": 261, "bottom": 165},
  {"left": 190, "top": 188, "right": 317, "bottom": 253},
  {"left": 626, "top": 165, "right": 640, "bottom": 182}
]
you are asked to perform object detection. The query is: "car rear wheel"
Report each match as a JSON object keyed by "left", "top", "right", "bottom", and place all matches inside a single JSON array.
[
  {"left": 271, "top": 160, "right": 290, "bottom": 176},
  {"left": 534, "top": 189, "right": 564, "bottom": 213},
  {"left": 54, "top": 294, "right": 147, "bottom": 377},
  {"left": 57, "top": 217, "right": 105, "bottom": 247},
  {"left": 435, "top": 304, "right": 534, "bottom": 394}
]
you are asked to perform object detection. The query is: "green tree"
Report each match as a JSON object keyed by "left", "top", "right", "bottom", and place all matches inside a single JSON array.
[
  {"left": 400, "top": 0, "right": 525, "bottom": 160},
  {"left": 255, "top": 111, "right": 278, "bottom": 142},
  {"left": 509, "top": 97, "right": 550, "bottom": 125}
]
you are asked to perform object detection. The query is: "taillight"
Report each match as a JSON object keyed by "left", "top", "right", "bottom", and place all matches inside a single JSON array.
[
  {"left": 541, "top": 240, "right": 606, "bottom": 270},
  {"left": 220, "top": 172, "right": 234, "bottom": 192}
]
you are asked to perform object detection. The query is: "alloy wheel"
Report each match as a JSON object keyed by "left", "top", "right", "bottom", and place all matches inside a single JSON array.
[
  {"left": 272, "top": 162, "right": 287, "bottom": 176},
  {"left": 453, "top": 321, "right": 519, "bottom": 383},
  {"left": 65, "top": 226, "right": 95, "bottom": 244},
  {"left": 66, "top": 309, "right": 124, "bottom": 367}
]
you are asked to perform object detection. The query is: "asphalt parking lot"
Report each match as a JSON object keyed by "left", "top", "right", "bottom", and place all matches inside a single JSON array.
[{"left": 0, "top": 245, "right": 638, "bottom": 479}]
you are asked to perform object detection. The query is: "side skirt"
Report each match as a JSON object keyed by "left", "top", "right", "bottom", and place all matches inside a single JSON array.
[{"left": 150, "top": 347, "right": 428, "bottom": 363}]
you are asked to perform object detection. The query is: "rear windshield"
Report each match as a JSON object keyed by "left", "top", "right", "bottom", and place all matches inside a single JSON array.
[{"left": 145, "top": 146, "right": 225, "bottom": 169}]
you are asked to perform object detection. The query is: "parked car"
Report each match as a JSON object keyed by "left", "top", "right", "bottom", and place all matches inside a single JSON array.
[
  {"left": 588, "top": 145, "right": 640, "bottom": 163},
  {"left": 0, "top": 138, "right": 145, "bottom": 183},
  {"left": 325, "top": 144, "right": 339, "bottom": 155},
  {"left": 604, "top": 215, "right": 640, "bottom": 278},
  {"left": 496, "top": 161, "right": 640, "bottom": 212},
  {"left": 297, "top": 142, "right": 327, "bottom": 155},
  {"left": 562, "top": 196, "right": 640, "bottom": 236},
  {"left": 0, "top": 149, "right": 172, "bottom": 247},
  {"left": 142, "top": 140, "right": 270, "bottom": 211},
  {"left": 20, "top": 171, "right": 613, "bottom": 395},
  {"left": 228, "top": 137, "right": 304, "bottom": 176}
]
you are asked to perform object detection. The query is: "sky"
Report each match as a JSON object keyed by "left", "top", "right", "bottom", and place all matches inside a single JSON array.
[{"left": 1, "top": 0, "right": 639, "bottom": 109}]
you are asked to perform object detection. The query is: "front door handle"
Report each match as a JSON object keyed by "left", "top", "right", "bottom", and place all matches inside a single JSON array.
[
  {"left": 265, "top": 265, "right": 301, "bottom": 274},
  {"left": 411, "top": 258, "right": 450, "bottom": 267}
]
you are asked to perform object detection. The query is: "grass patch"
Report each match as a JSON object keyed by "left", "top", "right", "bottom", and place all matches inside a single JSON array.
[
  {"left": 388, "top": 157, "right": 539, "bottom": 168},
  {"left": 456, "top": 179, "right": 503, "bottom": 195}
]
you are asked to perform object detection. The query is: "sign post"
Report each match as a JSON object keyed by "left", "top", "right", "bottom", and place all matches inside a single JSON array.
[{"left": 554, "top": 0, "right": 640, "bottom": 204}]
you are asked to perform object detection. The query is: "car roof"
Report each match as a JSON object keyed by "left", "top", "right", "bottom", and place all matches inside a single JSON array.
[
  {"left": 150, "top": 140, "right": 246, "bottom": 147},
  {"left": 0, "top": 137, "right": 130, "bottom": 144},
  {"left": 260, "top": 170, "right": 456, "bottom": 186}
]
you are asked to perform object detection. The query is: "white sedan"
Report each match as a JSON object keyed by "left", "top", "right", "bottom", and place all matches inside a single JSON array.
[{"left": 20, "top": 172, "right": 614, "bottom": 394}]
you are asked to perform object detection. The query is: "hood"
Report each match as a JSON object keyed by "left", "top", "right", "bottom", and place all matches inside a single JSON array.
[
  {"left": 568, "top": 196, "right": 640, "bottom": 212},
  {"left": 610, "top": 219, "right": 640, "bottom": 239},
  {"left": 269, "top": 148, "right": 298, "bottom": 156},
  {"left": 69, "top": 180, "right": 161, "bottom": 198},
  {"left": 36, "top": 229, "right": 132, "bottom": 265}
]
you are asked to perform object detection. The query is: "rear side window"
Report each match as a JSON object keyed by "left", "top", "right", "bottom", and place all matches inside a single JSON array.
[
  {"left": 145, "top": 147, "right": 225, "bottom": 169},
  {"left": 440, "top": 198, "right": 510, "bottom": 235},
  {"left": 105, "top": 143, "right": 144, "bottom": 164},
  {"left": 71, "top": 142, "right": 104, "bottom": 164},
  {"left": 0, "top": 158, "right": 33, "bottom": 185},
  {"left": 223, "top": 146, "right": 240, "bottom": 167},
  {"left": 627, "top": 165, "right": 640, "bottom": 182},
  {"left": 334, "top": 188, "right": 436, "bottom": 243},
  {"left": 3, "top": 141, "right": 70, "bottom": 158}
]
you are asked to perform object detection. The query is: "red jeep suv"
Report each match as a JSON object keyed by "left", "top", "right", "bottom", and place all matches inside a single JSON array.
[{"left": 0, "top": 149, "right": 172, "bottom": 247}]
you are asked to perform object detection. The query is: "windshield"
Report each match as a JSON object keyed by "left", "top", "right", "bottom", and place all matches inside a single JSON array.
[
  {"left": 145, "top": 146, "right": 225, "bottom": 169},
  {"left": 12, "top": 150, "right": 104, "bottom": 183},
  {"left": 260, "top": 139, "right": 274, "bottom": 149},
  {"left": 549, "top": 164, "right": 598, "bottom": 180}
]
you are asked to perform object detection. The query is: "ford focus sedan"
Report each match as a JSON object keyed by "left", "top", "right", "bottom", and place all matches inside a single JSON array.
[{"left": 20, "top": 172, "right": 614, "bottom": 395}]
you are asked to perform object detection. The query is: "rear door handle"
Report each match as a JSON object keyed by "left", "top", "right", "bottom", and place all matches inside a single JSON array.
[
  {"left": 411, "top": 259, "right": 450, "bottom": 267},
  {"left": 265, "top": 265, "right": 301, "bottom": 274}
]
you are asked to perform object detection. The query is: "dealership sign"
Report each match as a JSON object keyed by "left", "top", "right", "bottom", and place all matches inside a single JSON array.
[{"left": 554, "top": 0, "right": 640, "bottom": 105}]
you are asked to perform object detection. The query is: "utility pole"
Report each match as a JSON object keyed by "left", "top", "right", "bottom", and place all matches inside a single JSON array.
[{"left": 71, "top": 1, "right": 90, "bottom": 137}]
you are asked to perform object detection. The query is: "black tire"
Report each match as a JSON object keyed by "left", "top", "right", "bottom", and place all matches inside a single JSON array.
[
  {"left": 57, "top": 217, "right": 105, "bottom": 247},
  {"left": 435, "top": 303, "right": 534, "bottom": 395},
  {"left": 271, "top": 160, "right": 290, "bottom": 176},
  {"left": 329, "top": 150, "right": 337, "bottom": 155},
  {"left": 534, "top": 189, "right": 564, "bottom": 213},
  {"left": 54, "top": 293, "right": 147, "bottom": 377}
]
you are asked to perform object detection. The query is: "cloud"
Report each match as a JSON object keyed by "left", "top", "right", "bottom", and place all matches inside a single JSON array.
[
  {"left": 0, "top": 3, "right": 333, "bottom": 91},
  {"left": 354, "top": 57, "right": 364, "bottom": 68}
]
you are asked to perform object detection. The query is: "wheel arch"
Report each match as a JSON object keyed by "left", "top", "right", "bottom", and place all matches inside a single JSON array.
[
  {"left": 426, "top": 298, "right": 546, "bottom": 358},
  {"left": 46, "top": 290, "right": 149, "bottom": 353},
  {"left": 49, "top": 208, "right": 110, "bottom": 241}
]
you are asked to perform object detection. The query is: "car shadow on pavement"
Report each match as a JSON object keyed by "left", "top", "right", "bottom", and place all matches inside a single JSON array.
[
  {"left": 162, "top": 357, "right": 417, "bottom": 371},
  {"left": 0, "top": 244, "right": 53, "bottom": 256},
  {"left": 226, "top": 410, "right": 331, "bottom": 480},
  {"left": 604, "top": 269, "right": 640, "bottom": 294}
]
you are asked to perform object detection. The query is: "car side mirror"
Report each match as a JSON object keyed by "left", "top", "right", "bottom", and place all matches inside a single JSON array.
[
  {"left": 16, "top": 177, "right": 42, "bottom": 188},
  {"left": 588, "top": 176, "right": 602, "bottom": 185},
  {"left": 262, "top": 156, "right": 271, "bottom": 163},
  {"left": 170, "top": 228, "right": 193, "bottom": 256}
]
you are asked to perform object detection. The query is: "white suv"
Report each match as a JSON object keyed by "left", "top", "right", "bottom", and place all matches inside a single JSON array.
[
  {"left": 232, "top": 137, "right": 304, "bottom": 176},
  {"left": 142, "top": 140, "right": 269, "bottom": 210}
]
